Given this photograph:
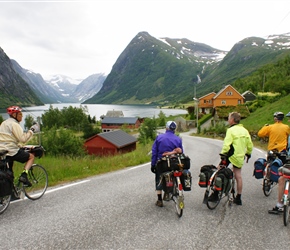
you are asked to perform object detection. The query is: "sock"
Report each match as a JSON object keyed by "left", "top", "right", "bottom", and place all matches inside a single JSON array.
[
  {"left": 277, "top": 202, "right": 283, "bottom": 208},
  {"left": 23, "top": 169, "right": 28, "bottom": 174},
  {"left": 157, "top": 194, "right": 162, "bottom": 201}
]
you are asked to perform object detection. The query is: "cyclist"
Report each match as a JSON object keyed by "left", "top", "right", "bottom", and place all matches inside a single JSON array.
[
  {"left": 259, "top": 112, "right": 290, "bottom": 213},
  {"left": 209, "top": 112, "right": 253, "bottom": 205},
  {"left": 0, "top": 106, "right": 39, "bottom": 186},
  {"left": 258, "top": 112, "right": 290, "bottom": 161},
  {"left": 151, "top": 121, "right": 183, "bottom": 207}
]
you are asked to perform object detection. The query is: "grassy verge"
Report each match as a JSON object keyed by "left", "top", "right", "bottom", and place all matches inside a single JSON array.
[{"left": 13, "top": 143, "right": 152, "bottom": 187}]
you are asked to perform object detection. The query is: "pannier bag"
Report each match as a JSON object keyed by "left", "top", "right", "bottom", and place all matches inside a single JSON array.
[
  {"left": 23, "top": 146, "right": 44, "bottom": 158},
  {"left": 253, "top": 158, "right": 266, "bottom": 179},
  {"left": 0, "top": 168, "right": 13, "bottom": 197},
  {"left": 270, "top": 158, "right": 283, "bottom": 182},
  {"left": 198, "top": 165, "right": 217, "bottom": 188},
  {"left": 161, "top": 171, "right": 174, "bottom": 193},
  {"left": 181, "top": 169, "right": 192, "bottom": 191},
  {"left": 157, "top": 154, "right": 190, "bottom": 173},
  {"left": 215, "top": 167, "right": 233, "bottom": 194}
]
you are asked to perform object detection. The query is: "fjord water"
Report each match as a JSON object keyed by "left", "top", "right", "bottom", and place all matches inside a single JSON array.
[{"left": 1, "top": 103, "right": 187, "bottom": 128}]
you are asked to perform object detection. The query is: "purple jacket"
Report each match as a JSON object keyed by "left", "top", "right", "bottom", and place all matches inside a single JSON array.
[{"left": 151, "top": 130, "right": 183, "bottom": 166}]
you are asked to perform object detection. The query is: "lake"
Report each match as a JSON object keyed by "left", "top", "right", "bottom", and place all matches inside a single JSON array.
[{"left": 1, "top": 103, "right": 188, "bottom": 128}]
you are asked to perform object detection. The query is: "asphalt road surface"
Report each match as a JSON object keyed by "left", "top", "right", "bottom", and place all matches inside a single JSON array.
[{"left": 1, "top": 133, "right": 289, "bottom": 249}]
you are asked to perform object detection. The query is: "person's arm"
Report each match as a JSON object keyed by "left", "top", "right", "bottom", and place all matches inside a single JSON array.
[
  {"left": 257, "top": 125, "right": 270, "bottom": 138},
  {"left": 12, "top": 123, "right": 33, "bottom": 143},
  {"left": 220, "top": 129, "right": 232, "bottom": 155}
]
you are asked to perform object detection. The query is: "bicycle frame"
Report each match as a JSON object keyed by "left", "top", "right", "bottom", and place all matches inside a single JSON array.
[{"left": 282, "top": 176, "right": 290, "bottom": 226}]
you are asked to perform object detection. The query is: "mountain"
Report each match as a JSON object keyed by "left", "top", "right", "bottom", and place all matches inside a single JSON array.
[
  {"left": 72, "top": 73, "right": 106, "bottom": 102},
  {"left": 11, "top": 60, "right": 73, "bottom": 104},
  {"left": 83, "top": 31, "right": 226, "bottom": 105},
  {"left": 84, "top": 31, "right": 290, "bottom": 105},
  {"left": 0, "top": 47, "right": 43, "bottom": 109}
]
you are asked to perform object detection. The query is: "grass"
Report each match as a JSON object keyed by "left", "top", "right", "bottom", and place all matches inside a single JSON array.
[{"left": 12, "top": 143, "right": 152, "bottom": 187}]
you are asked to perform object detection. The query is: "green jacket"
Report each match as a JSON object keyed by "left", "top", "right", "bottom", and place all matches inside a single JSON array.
[{"left": 221, "top": 124, "right": 253, "bottom": 168}]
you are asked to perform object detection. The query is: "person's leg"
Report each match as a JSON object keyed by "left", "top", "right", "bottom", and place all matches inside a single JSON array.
[
  {"left": 233, "top": 166, "right": 242, "bottom": 205},
  {"left": 155, "top": 171, "right": 163, "bottom": 207},
  {"left": 277, "top": 176, "right": 285, "bottom": 206}
]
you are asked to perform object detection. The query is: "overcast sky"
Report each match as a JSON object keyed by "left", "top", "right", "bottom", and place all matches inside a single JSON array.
[{"left": 0, "top": 0, "right": 289, "bottom": 80}]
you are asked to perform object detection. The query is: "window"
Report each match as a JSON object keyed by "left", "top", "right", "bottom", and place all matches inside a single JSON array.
[
  {"left": 221, "top": 100, "right": 226, "bottom": 104},
  {"left": 226, "top": 91, "right": 233, "bottom": 96},
  {"left": 238, "top": 100, "right": 241, "bottom": 104}
]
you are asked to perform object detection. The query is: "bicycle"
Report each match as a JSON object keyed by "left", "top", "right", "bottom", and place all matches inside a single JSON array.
[
  {"left": 262, "top": 150, "right": 285, "bottom": 197},
  {"left": 0, "top": 146, "right": 48, "bottom": 215},
  {"left": 203, "top": 163, "right": 235, "bottom": 210},
  {"left": 161, "top": 168, "right": 185, "bottom": 218},
  {"left": 279, "top": 164, "right": 290, "bottom": 226}
]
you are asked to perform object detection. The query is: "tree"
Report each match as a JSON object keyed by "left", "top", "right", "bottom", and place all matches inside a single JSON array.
[
  {"left": 138, "top": 117, "right": 157, "bottom": 145},
  {"left": 24, "top": 114, "right": 35, "bottom": 130}
]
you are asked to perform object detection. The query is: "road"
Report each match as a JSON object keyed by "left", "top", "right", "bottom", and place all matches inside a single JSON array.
[{"left": 1, "top": 133, "right": 289, "bottom": 249}]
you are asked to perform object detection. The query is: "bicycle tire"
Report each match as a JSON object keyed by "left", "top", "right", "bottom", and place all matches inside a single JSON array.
[
  {"left": 172, "top": 178, "right": 183, "bottom": 218},
  {"left": 283, "top": 198, "right": 289, "bottom": 226},
  {"left": 23, "top": 164, "right": 48, "bottom": 200},
  {"left": 0, "top": 195, "right": 11, "bottom": 215},
  {"left": 263, "top": 178, "right": 273, "bottom": 197},
  {"left": 206, "top": 186, "right": 221, "bottom": 210}
]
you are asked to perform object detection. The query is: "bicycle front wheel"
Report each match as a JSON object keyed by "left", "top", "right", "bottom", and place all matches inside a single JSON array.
[
  {"left": 263, "top": 178, "right": 273, "bottom": 197},
  {"left": 172, "top": 180, "right": 183, "bottom": 218},
  {"left": 0, "top": 195, "right": 11, "bottom": 215},
  {"left": 24, "top": 164, "right": 48, "bottom": 200},
  {"left": 283, "top": 199, "right": 289, "bottom": 226}
]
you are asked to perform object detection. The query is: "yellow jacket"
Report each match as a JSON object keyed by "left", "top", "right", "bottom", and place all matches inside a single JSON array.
[{"left": 258, "top": 122, "right": 290, "bottom": 152}]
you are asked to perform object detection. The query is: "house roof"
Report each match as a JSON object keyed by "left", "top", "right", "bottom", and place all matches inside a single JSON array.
[
  {"left": 86, "top": 130, "right": 137, "bottom": 148},
  {"left": 241, "top": 90, "right": 256, "bottom": 97},
  {"left": 199, "top": 92, "right": 216, "bottom": 100},
  {"left": 213, "top": 84, "right": 244, "bottom": 99},
  {"left": 101, "top": 117, "right": 138, "bottom": 124},
  {"left": 106, "top": 110, "right": 124, "bottom": 117}
]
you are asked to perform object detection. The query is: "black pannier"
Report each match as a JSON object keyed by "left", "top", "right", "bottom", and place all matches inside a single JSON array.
[
  {"left": 198, "top": 165, "right": 217, "bottom": 187},
  {"left": 157, "top": 154, "right": 190, "bottom": 173},
  {"left": 0, "top": 166, "right": 13, "bottom": 197}
]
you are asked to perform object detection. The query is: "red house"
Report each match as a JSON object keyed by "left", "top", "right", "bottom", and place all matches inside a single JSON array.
[{"left": 84, "top": 130, "right": 137, "bottom": 156}]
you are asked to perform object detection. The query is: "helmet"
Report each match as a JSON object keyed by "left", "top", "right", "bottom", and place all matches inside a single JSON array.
[
  {"left": 273, "top": 111, "right": 284, "bottom": 120},
  {"left": 7, "top": 106, "right": 22, "bottom": 115},
  {"left": 286, "top": 112, "right": 290, "bottom": 117},
  {"left": 166, "top": 121, "right": 177, "bottom": 130}
]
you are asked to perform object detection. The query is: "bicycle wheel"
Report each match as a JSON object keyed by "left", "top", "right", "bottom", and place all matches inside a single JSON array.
[
  {"left": 0, "top": 195, "right": 11, "bottom": 215},
  {"left": 23, "top": 164, "right": 48, "bottom": 200},
  {"left": 206, "top": 186, "right": 221, "bottom": 210},
  {"left": 172, "top": 179, "right": 183, "bottom": 218},
  {"left": 283, "top": 198, "right": 289, "bottom": 226},
  {"left": 263, "top": 178, "right": 273, "bottom": 197}
]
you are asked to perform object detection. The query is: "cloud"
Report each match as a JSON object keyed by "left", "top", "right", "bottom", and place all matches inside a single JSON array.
[{"left": 0, "top": 0, "right": 289, "bottom": 79}]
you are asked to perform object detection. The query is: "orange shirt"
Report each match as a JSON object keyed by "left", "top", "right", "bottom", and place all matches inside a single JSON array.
[{"left": 258, "top": 122, "right": 290, "bottom": 152}]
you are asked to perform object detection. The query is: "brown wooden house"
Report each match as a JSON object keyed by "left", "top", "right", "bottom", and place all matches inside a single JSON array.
[
  {"left": 101, "top": 117, "right": 141, "bottom": 132},
  {"left": 84, "top": 130, "right": 137, "bottom": 156}
]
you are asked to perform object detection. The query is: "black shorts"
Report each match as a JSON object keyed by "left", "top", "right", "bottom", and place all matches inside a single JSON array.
[{"left": 6, "top": 148, "right": 30, "bottom": 169}]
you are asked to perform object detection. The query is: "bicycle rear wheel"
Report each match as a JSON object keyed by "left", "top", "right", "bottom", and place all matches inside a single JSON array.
[
  {"left": 263, "top": 178, "right": 273, "bottom": 197},
  {"left": 24, "top": 164, "right": 48, "bottom": 200},
  {"left": 0, "top": 195, "right": 11, "bottom": 215},
  {"left": 206, "top": 186, "right": 221, "bottom": 210},
  {"left": 283, "top": 198, "right": 289, "bottom": 226}
]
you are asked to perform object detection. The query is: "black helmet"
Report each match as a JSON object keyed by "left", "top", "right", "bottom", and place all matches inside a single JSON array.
[{"left": 273, "top": 111, "right": 284, "bottom": 120}]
